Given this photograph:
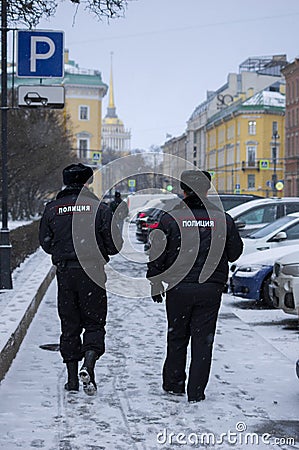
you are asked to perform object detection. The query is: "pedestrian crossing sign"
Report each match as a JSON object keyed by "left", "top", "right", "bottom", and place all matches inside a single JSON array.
[
  {"left": 92, "top": 152, "right": 101, "bottom": 162},
  {"left": 259, "top": 160, "right": 270, "bottom": 170},
  {"left": 128, "top": 179, "right": 136, "bottom": 187}
]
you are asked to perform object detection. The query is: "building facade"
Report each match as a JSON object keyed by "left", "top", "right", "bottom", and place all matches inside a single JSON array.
[
  {"left": 63, "top": 52, "right": 108, "bottom": 164},
  {"left": 206, "top": 84, "right": 285, "bottom": 196},
  {"left": 187, "top": 55, "right": 287, "bottom": 171},
  {"left": 282, "top": 58, "right": 299, "bottom": 196},
  {"left": 161, "top": 133, "right": 187, "bottom": 193}
]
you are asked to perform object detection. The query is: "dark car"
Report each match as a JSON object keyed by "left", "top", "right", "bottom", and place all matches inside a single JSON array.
[
  {"left": 136, "top": 198, "right": 181, "bottom": 244},
  {"left": 136, "top": 207, "right": 160, "bottom": 242}
]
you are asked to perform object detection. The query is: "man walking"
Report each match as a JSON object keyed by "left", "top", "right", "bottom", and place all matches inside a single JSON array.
[
  {"left": 147, "top": 170, "right": 243, "bottom": 402},
  {"left": 39, "top": 163, "right": 123, "bottom": 395},
  {"left": 109, "top": 191, "right": 128, "bottom": 232}
]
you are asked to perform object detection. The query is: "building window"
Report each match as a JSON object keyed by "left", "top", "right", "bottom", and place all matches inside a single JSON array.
[
  {"left": 193, "top": 147, "right": 197, "bottom": 158},
  {"left": 248, "top": 120, "right": 256, "bottom": 135},
  {"left": 247, "top": 146, "right": 256, "bottom": 167},
  {"left": 79, "top": 106, "right": 89, "bottom": 121},
  {"left": 247, "top": 174, "right": 255, "bottom": 189},
  {"left": 78, "top": 139, "right": 88, "bottom": 158}
]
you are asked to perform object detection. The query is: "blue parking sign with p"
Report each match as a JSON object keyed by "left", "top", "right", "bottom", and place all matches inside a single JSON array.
[{"left": 17, "top": 30, "right": 64, "bottom": 78}]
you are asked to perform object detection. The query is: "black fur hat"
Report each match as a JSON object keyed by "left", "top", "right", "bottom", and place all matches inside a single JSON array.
[
  {"left": 180, "top": 170, "right": 211, "bottom": 194},
  {"left": 63, "top": 163, "right": 93, "bottom": 186}
]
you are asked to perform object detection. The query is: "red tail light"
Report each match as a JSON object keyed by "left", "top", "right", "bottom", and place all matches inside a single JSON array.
[
  {"left": 146, "top": 222, "right": 159, "bottom": 229},
  {"left": 139, "top": 212, "right": 146, "bottom": 218}
]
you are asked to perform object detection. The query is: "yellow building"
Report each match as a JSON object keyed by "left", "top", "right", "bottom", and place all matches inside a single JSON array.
[
  {"left": 206, "top": 84, "right": 285, "bottom": 197},
  {"left": 64, "top": 53, "right": 108, "bottom": 161}
]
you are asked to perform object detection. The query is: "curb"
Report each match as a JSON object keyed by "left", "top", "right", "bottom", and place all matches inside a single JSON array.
[{"left": 0, "top": 265, "right": 56, "bottom": 383}]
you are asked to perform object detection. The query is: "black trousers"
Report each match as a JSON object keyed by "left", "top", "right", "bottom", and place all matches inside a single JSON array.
[
  {"left": 56, "top": 267, "right": 107, "bottom": 363},
  {"left": 163, "top": 282, "right": 223, "bottom": 401}
]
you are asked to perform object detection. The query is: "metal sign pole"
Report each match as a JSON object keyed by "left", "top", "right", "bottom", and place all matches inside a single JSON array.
[{"left": 0, "top": 0, "right": 13, "bottom": 289}]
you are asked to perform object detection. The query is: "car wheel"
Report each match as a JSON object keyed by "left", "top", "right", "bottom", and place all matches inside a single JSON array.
[{"left": 261, "top": 274, "right": 274, "bottom": 308}]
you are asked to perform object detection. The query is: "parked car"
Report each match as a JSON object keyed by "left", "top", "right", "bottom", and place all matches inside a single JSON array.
[
  {"left": 230, "top": 246, "right": 299, "bottom": 306},
  {"left": 227, "top": 197, "right": 299, "bottom": 237},
  {"left": 136, "top": 197, "right": 181, "bottom": 243},
  {"left": 138, "top": 194, "right": 261, "bottom": 243},
  {"left": 126, "top": 192, "right": 178, "bottom": 222},
  {"left": 269, "top": 250, "right": 299, "bottom": 315},
  {"left": 208, "top": 193, "right": 262, "bottom": 211},
  {"left": 241, "top": 212, "right": 299, "bottom": 257}
]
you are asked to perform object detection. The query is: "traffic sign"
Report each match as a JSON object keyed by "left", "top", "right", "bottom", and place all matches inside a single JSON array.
[
  {"left": 18, "top": 85, "right": 64, "bottom": 108},
  {"left": 92, "top": 152, "right": 101, "bottom": 162},
  {"left": 259, "top": 160, "right": 270, "bottom": 170},
  {"left": 17, "top": 30, "right": 64, "bottom": 78},
  {"left": 209, "top": 171, "right": 215, "bottom": 179},
  {"left": 128, "top": 179, "right": 136, "bottom": 187},
  {"left": 266, "top": 180, "right": 272, "bottom": 188},
  {"left": 235, "top": 183, "right": 240, "bottom": 189},
  {"left": 276, "top": 181, "right": 284, "bottom": 191},
  {"left": 234, "top": 189, "right": 241, "bottom": 194}
]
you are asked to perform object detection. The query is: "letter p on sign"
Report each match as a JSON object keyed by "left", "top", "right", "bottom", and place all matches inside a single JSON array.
[
  {"left": 30, "top": 36, "right": 55, "bottom": 72},
  {"left": 17, "top": 30, "right": 64, "bottom": 78}
]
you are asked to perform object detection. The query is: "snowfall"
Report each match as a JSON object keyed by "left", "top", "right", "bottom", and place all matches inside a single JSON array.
[{"left": 0, "top": 223, "right": 298, "bottom": 450}]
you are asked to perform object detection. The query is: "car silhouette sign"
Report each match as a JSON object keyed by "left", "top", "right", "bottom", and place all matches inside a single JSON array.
[
  {"left": 18, "top": 85, "right": 64, "bottom": 109},
  {"left": 24, "top": 92, "right": 48, "bottom": 105}
]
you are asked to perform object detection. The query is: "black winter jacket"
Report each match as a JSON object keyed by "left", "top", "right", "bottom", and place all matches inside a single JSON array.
[
  {"left": 147, "top": 194, "right": 243, "bottom": 287},
  {"left": 39, "top": 185, "right": 123, "bottom": 267}
]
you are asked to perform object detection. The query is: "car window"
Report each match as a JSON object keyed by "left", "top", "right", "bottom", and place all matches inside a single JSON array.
[
  {"left": 248, "top": 215, "right": 295, "bottom": 239},
  {"left": 284, "top": 221, "right": 299, "bottom": 240},
  {"left": 237, "top": 204, "right": 277, "bottom": 225},
  {"left": 285, "top": 202, "right": 299, "bottom": 215}
]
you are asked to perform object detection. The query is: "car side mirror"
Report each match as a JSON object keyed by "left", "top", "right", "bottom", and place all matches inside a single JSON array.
[
  {"left": 271, "top": 231, "right": 287, "bottom": 242},
  {"left": 235, "top": 220, "right": 246, "bottom": 229}
]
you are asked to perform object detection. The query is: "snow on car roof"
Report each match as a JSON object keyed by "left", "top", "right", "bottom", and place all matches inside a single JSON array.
[{"left": 227, "top": 197, "right": 299, "bottom": 217}]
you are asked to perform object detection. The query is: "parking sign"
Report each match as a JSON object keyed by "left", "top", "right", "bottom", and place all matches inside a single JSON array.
[{"left": 17, "top": 30, "right": 64, "bottom": 78}]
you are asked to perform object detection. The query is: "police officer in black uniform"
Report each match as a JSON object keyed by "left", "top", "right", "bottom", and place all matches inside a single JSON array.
[
  {"left": 147, "top": 170, "right": 243, "bottom": 403},
  {"left": 39, "top": 163, "right": 123, "bottom": 395}
]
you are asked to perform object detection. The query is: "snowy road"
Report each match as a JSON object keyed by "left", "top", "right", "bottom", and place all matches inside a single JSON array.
[{"left": 0, "top": 227, "right": 298, "bottom": 449}]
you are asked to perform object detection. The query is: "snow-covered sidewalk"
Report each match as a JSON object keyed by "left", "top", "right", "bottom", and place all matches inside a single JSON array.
[
  {"left": 0, "top": 250, "right": 298, "bottom": 449},
  {"left": 0, "top": 249, "right": 55, "bottom": 381}
]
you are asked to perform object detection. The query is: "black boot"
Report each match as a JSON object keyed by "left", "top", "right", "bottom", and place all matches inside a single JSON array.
[
  {"left": 79, "top": 350, "right": 98, "bottom": 395},
  {"left": 64, "top": 361, "right": 79, "bottom": 392}
]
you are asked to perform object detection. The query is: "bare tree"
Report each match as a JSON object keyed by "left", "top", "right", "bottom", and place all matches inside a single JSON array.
[
  {"left": 1, "top": 104, "right": 77, "bottom": 219},
  {"left": 4, "top": 0, "right": 132, "bottom": 27}
]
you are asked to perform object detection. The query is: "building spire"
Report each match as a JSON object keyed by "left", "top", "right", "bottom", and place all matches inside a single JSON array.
[
  {"left": 109, "top": 52, "right": 115, "bottom": 109},
  {"left": 106, "top": 52, "right": 117, "bottom": 118}
]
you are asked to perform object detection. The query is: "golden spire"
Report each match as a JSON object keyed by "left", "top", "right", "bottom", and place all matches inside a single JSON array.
[{"left": 108, "top": 52, "right": 115, "bottom": 109}]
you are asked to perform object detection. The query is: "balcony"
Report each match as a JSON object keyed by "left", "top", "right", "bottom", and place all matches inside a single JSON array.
[
  {"left": 241, "top": 159, "right": 284, "bottom": 172},
  {"left": 242, "top": 160, "right": 259, "bottom": 171}
]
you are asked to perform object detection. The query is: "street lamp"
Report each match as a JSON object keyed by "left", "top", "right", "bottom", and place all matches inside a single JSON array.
[
  {"left": 0, "top": 0, "right": 12, "bottom": 289},
  {"left": 272, "top": 129, "right": 280, "bottom": 197}
]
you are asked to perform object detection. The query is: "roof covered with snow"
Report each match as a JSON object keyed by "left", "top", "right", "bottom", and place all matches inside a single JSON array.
[{"left": 243, "top": 90, "right": 285, "bottom": 108}]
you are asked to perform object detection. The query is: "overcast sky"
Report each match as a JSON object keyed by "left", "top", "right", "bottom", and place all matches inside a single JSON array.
[{"left": 38, "top": 0, "right": 299, "bottom": 150}]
